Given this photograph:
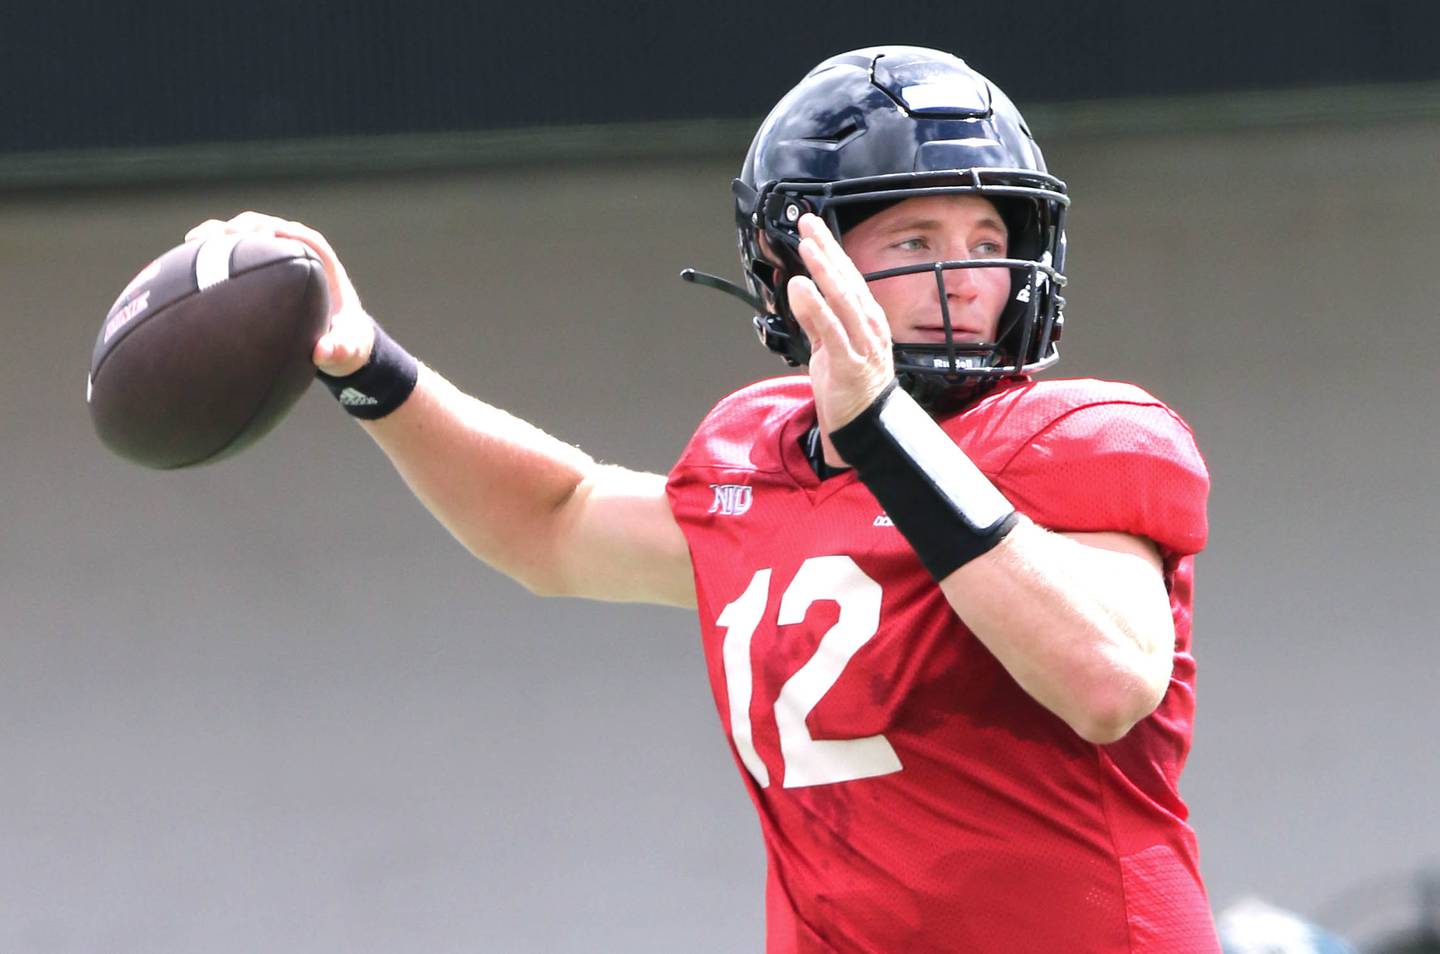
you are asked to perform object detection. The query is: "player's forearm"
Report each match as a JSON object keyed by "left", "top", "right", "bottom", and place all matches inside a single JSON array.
[
  {"left": 940, "top": 520, "right": 1175, "bottom": 743},
  {"left": 823, "top": 382, "right": 1173, "bottom": 744},
  {"left": 357, "top": 364, "right": 602, "bottom": 595}
]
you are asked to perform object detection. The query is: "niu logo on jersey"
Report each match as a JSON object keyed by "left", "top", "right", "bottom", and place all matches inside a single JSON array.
[{"left": 708, "top": 483, "right": 753, "bottom": 516}]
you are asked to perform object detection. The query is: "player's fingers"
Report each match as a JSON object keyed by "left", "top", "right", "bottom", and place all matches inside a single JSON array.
[
  {"left": 273, "top": 222, "right": 359, "bottom": 316},
  {"left": 184, "top": 219, "right": 228, "bottom": 243},
  {"left": 798, "top": 235, "right": 886, "bottom": 354},
  {"left": 276, "top": 218, "right": 333, "bottom": 254},
  {"left": 313, "top": 335, "right": 368, "bottom": 377},
  {"left": 196, "top": 210, "right": 363, "bottom": 329},
  {"left": 313, "top": 309, "right": 376, "bottom": 376},
  {"left": 224, "top": 210, "right": 285, "bottom": 233},
  {"left": 787, "top": 276, "right": 826, "bottom": 349},
  {"left": 216, "top": 212, "right": 360, "bottom": 319},
  {"left": 799, "top": 214, "right": 874, "bottom": 297},
  {"left": 789, "top": 275, "right": 861, "bottom": 364},
  {"left": 796, "top": 217, "right": 877, "bottom": 314}
]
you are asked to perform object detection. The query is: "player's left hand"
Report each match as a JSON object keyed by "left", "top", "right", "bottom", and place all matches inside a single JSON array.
[{"left": 788, "top": 213, "right": 895, "bottom": 435}]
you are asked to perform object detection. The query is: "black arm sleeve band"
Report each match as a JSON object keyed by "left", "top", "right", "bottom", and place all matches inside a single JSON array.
[
  {"left": 316, "top": 323, "right": 419, "bottom": 420},
  {"left": 829, "top": 380, "right": 1019, "bottom": 581}
]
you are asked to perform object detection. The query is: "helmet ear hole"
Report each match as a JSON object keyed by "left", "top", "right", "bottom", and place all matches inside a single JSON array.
[{"left": 748, "top": 261, "right": 779, "bottom": 297}]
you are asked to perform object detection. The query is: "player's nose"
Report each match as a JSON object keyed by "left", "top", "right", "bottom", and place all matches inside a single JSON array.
[{"left": 941, "top": 263, "right": 980, "bottom": 300}]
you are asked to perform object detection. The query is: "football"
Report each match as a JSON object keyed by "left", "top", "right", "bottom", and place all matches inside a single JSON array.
[{"left": 88, "top": 233, "right": 330, "bottom": 469}]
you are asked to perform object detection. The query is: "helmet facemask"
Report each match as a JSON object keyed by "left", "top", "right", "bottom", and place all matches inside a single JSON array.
[{"left": 744, "top": 175, "right": 1068, "bottom": 410}]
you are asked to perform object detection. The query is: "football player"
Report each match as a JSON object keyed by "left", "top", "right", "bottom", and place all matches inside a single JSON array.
[{"left": 193, "top": 45, "right": 1217, "bottom": 953}]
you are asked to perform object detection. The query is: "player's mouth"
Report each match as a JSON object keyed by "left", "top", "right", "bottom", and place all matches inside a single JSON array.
[{"left": 906, "top": 325, "right": 988, "bottom": 344}]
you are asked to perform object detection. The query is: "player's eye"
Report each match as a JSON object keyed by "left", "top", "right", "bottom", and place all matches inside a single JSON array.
[
  {"left": 972, "top": 239, "right": 1006, "bottom": 258},
  {"left": 892, "top": 236, "right": 930, "bottom": 253}
]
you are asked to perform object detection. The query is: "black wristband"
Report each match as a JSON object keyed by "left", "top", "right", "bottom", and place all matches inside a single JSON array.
[
  {"left": 316, "top": 323, "right": 419, "bottom": 420},
  {"left": 830, "top": 380, "right": 1019, "bottom": 581}
]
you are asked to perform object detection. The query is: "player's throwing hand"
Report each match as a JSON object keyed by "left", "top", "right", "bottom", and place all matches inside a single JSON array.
[
  {"left": 185, "top": 211, "right": 375, "bottom": 377},
  {"left": 787, "top": 213, "right": 896, "bottom": 436}
]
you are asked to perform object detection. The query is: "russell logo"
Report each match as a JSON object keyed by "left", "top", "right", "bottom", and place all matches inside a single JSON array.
[{"left": 708, "top": 483, "right": 753, "bottom": 516}]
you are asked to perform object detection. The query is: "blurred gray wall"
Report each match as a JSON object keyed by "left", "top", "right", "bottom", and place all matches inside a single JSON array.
[{"left": 2, "top": 116, "right": 1437, "bottom": 951}]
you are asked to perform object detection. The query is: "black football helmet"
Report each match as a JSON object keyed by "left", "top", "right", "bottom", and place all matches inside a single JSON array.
[{"left": 687, "top": 46, "right": 1069, "bottom": 410}]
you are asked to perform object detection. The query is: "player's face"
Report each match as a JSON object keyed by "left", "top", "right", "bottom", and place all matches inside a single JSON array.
[{"left": 842, "top": 195, "right": 1010, "bottom": 345}]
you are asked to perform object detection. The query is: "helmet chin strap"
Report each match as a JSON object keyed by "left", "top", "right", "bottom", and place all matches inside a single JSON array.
[
  {"left": 679, "top": 267, "right": 764, "bottom": 312},
  {"left": 895, "top": 366, "right": 999, "bottom": 413}
]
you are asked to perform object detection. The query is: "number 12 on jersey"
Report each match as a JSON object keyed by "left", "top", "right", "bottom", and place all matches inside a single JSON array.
[{"left": 716, "top": 555, "right": 903, "bottom": 789}]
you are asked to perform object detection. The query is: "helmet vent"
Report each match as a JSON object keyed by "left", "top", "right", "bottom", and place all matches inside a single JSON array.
[{"left": 802, "top": 120, "right": 862, "bottom": 146}]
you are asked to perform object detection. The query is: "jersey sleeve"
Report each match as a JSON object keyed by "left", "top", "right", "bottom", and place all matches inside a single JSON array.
[{"left": 995, "top": 401, "right": 1210, "bottom": 556}]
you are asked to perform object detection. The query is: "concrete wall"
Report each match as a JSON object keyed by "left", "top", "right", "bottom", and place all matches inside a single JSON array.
[{"left": 3, "top": 117, "right": 1437, "bottom": 951}]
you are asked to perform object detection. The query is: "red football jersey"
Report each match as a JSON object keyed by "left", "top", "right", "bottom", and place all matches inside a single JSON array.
[{"left": 665, "top": 376, "right": 1218, "bottom": 954}]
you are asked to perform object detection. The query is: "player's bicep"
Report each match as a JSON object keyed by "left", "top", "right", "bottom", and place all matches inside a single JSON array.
[
  {"left": 548, "top": 465, "right": 696, "bottom": 608},
  {"left": 1060, "top": 530, "right": 1164, "bottom": 574},
  {"left": 1058, "top": 530, "right": 1175, "bottom": 665}
]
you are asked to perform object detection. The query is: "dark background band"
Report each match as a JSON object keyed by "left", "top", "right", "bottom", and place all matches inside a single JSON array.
[{"left": 4, "top": 0, "right": 1438, "bottom": 155}]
